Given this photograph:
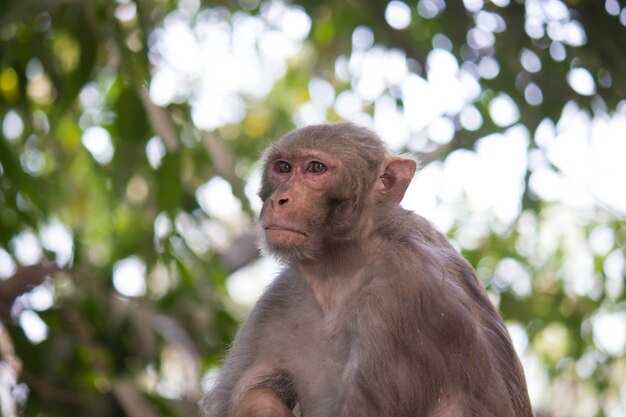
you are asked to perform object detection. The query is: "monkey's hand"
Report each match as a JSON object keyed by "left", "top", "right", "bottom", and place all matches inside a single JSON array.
[{"left": 234, "top": 387, "right": 296, "bottom": 417}]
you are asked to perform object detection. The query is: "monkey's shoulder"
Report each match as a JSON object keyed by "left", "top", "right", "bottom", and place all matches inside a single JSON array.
[
  {"left": 249, "top": 271, "right": 318, "bottom": 325},
  {"left": 375, "top": 208, "right": 452, "bottom": 249},
  {"left": 240, "top": 272, "right": 333, "bottom": 369},
  {"left": 406, "top": 212, "right": 455, "bottom": 248},
  {"left": 370, "top": 216, "right": 489, "bottom": 313}
]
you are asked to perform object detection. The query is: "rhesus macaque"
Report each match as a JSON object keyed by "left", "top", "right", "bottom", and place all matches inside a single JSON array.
[{"left": 202, "top": 123, "right": 532, "bottom": 417}]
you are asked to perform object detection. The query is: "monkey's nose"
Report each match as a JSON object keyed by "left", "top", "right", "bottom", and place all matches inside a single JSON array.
[{"left": 278, "top": 198, "right": 289, "bottom": 205}]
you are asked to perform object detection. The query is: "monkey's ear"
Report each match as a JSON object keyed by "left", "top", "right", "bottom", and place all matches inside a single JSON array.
[{"left": 376, "top": 156, "right": 417, "bottom": 204}]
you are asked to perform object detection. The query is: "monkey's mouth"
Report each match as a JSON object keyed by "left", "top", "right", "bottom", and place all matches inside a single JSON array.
[{"left": 264, "top": 225, "right": 308, "bottom": 237}]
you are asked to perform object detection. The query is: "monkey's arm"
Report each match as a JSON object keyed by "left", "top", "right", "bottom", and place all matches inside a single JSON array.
[
  {"left": 201, "top": 323, "right": 255, "bottom": 417},
  {"left": 235, "top": 388, "right": 296, "bottom": 417},
  {"left": 202, "top": 277, "right": 300, "bottom": 417},
  {"left": 203, "top": 324, "right": 289, "bottom": 417}
]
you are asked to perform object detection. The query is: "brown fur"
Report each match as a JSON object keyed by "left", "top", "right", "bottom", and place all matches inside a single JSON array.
[{"left": 201, "top": 123, "right": 532, "bottom": 417}]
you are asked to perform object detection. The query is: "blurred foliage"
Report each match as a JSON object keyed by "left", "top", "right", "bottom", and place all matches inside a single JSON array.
[{"left": 0, "top": 0, "right": 625, "bottom": 416}]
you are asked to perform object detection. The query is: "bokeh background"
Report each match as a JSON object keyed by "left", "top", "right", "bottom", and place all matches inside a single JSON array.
[{"left": 0, "top": 0, "right": 625, "bottom": 416}]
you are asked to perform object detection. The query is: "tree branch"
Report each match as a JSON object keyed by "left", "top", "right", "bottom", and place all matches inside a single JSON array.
[
  {"left": 139, "top": 86, "right": 180, "bottom": 153},
  {"left": 0, "top": 321, "right": 21, "bottom": 376},
  {"left": 202, "top": 131, "right": 254, "bottom": 216},
  {"left": 0, "top": 264, "right": 61, "bottom": 321}
]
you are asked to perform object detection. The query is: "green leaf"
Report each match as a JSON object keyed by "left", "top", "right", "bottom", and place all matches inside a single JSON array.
[
  {"left": 156, "top": 152, "right": 182, "bottom": 214},
  {"left": 115, "top": 87, "right": 149, "bottom": 142}
]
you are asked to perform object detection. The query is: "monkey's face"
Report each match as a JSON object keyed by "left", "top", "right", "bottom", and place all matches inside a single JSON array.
[
  {"left": 259, "top": 149, "right": 346, "bottom": 261},
  {"left": 257, "top": 123, "right": 410, "bottom": 261}
]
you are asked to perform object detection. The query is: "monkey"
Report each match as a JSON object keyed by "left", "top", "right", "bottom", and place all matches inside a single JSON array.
[{"left": 201, "top": 122, "right": 533, "bottom": 417}]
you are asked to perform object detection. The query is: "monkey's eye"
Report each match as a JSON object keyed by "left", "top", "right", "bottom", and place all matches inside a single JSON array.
[
  {"left": 307, "top": 161, "right": 327, "bottom": 174},
  {"left": 275, "top": 161, "right": 291, "bottom": 174}
]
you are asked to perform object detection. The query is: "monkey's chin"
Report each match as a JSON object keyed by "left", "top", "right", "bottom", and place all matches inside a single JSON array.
[{"left": 261, "top": 234, "right": 317, "bottom": 262}]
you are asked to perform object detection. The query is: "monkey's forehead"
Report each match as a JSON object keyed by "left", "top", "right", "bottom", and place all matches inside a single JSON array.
[
  {"left": 268, "top": 125, "right": 387, "bottom": 161},
  {"left": 278, "top": 123, "right": 383, "bottom": 146}
]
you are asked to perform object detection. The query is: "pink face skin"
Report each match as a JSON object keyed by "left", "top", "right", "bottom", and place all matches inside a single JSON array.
[{"left": 261, "top": 150, "right": 340, "bottom": 248}]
